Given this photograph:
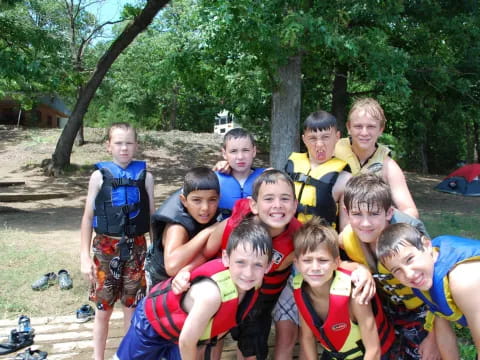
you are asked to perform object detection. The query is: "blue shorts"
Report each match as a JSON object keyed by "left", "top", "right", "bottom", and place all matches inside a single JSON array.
[{"left": 115, "top": 298, "right": 181, "bottom": 360}]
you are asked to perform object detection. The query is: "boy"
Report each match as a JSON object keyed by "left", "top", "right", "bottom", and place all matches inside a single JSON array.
[
  {"left": 286, "top": 110, "right": 351, "bottom": 230},
  {"left": 340, "top": 173, "right": 447, "bottom": 360},
  {"left": 377, "top": 223, "right": 480, "bottom": 359},
  {"left": 293, "top": 217, "right": 395, "bottom": 359},
  {"left": 145, "top": 166, "right": 220, "bottom": 287},
  {"left": 80, "top": 122, "right": 155, "bottom": 360},
  {"left": 276, "top": 110, "right": 351, "bottom": 359},
  {"left": 334, "top": 97, "right": 418, "bottom": 218},
  {"left": 114, "top": 218, "right": 273, "bottom": 360},
  {"left": 215, "top": 128, "right": 265, "bottom": 220}
]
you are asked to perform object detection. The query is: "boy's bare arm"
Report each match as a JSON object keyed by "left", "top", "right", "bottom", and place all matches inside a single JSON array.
[
  {"left": 179, "top": 281, "right": 222, "bottom": 360},
  {"left": 428, "top": 316, "right": 457, "bottom": 360},
  {"left": 450, "top": 261, "right": 480, "bottom": 355},
  {"left": 80, "top": 170, "right": 102, "bottom": 283},
  {"left": 298, "top": 314, "right": 319, "bottom": 360},
  {"left": 351, "top": 299, "right": 381, "bottom": 360},
  {"left": 203, "top": 220, "right": 227, "bottom": 259},
  {"left": 145, "top": 171, "right": 155, "bottom": 245},
  {"left": 163, "top": 224, "right": 215, "bottom": 277},
  {"left": 383, "top": 158, "right": 419, "bottom": 219},
  {"left": 340, "top": 261, "right": 375, "bottom": 304}
]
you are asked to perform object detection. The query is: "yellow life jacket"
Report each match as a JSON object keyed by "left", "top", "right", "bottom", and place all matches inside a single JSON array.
[
  {"left": 334, "top": 138, "right": 390, "bottom": 176},
  {"left": 342, "top": 225, "right": 423, "bottom": 309},
  {"left": 286, "top": 153, "right": 347, "bottom": 227}
]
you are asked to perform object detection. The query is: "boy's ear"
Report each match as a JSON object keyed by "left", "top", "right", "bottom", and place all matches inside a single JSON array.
[
  {"left": 221, "top": 249, "right": 229, "bottom": 267},
  {"left": 252, "top": 145, "right": 257, "bottom": 159},
  {"left": 421, "top": 236, "right": 433, "bottom": 253},
  {"left": 249, "top": 197, "right": 259, "bottom": 215},
  {"left": 386, "top": 206, "right": 394, "bottom": 221},
  {"left": 221, "top": 147, "right": 227, "bottom": 160},
  {"left": 180, "top": 193, "right": 187, "bottom": 207},
  {"left": 335, "top": 130, "right": 341, "bottom": 140}
]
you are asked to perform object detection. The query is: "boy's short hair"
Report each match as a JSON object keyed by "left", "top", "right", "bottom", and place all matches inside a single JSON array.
[
  {"left": 108, "top": 122, "right": 137, "bottom": 141},
  {"left": 294, "top": 216, "right": 339, "bottom": 259},
  {"left": 348, "top": 98, "right": 386, "bottom": 128},
  {"left": 344, "top": 173, "right": 393, "bottom": 213},
  {"left": 183, "top": 167, "right": 220, "bottom": 197},
  {"left": 222, "top": 128, "right": 256, "bottom": 149},
  {"left": 376, "top": 223, "right": 426, "bottom": 263},
  {"left": 303, "top": 111, "right": 338, "bottom": 133},
  {"left": 227, "top": 217, "right": 273, "bottom": 262},
  {"left": 251, "top": 169, "right": 296, "bottom": 201}
]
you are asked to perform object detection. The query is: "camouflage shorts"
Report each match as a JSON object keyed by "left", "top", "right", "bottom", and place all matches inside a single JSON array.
[{"left": 89, "top": 234, "right": 147, "bottom": 311}]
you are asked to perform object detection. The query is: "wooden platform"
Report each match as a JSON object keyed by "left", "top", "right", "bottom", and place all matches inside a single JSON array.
[
  {"left": 0, "top": 180, "right": 25, "bottom": 187},
  {"left": 0, "top": 312, "right": 302, "bottom": 359}
]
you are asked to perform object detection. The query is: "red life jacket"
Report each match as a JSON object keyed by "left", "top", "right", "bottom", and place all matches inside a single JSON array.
[
  {"left": 293, "top": 268, "right": 395, "bottom": 358},
  {"left": 144, "top": 259, "right": 258, "bottom": 343},
  {"left": 221, "top": 199, "right": 302, "bottom": 296}
]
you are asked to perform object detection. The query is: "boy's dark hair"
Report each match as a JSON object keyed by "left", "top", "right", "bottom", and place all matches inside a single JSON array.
[
  {"left": 227, "top": 217, "right": 273, "bottom": 262},
  {"left": 294, "top": 216, "right": 339, "bottom": 258},
  {"left": 344, "top": 173, "right": 393, "bottom": 213},
  {"left": 303, "top": 111, "right": 338, "bottom": 133},
  {"left": 376, "top": 223, "right": 427, "bottom": 264},
  {"left": 183, "top": 167, "right": 220, "bottom": 197},
  {"left": 251, "top": 169, "right": 296, "bottom": 201},
  {"left": 222, "top": 128, "right": 256, "bottom": 149},
  {"left": 348, "top": 98, "right": 386, "bottom": 128},
  {"left": 108, "top": 122, "right": 137, "bottom": 141}
]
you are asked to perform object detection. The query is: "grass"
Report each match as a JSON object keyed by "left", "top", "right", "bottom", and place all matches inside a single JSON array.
[
  {"left": 0, "top": 227, "right": 89, "bottom": 319},
  {"left": 423, "top": 211, "right": 480, "bottom": 239}
]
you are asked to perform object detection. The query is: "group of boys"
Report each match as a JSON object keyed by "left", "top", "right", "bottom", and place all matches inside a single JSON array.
[{"left": 80, "top": 98, "right": 480, "bottom": 360}]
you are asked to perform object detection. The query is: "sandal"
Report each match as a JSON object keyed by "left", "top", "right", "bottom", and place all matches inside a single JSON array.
[
  {"left": 58, "top": 269, "right": 73, "bottom": 290},
  {"left": 14, "top": 347, "right": 48, "bottom": 360},
  {"left": 0, "top": 329, "right": 35, "bottom": 355}
]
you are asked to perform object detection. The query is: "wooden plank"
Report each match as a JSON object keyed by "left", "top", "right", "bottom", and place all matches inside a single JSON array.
[
  {"left": 0, "top": 193, "right": 69, "bottom": 202},
  {"left": 0, "top": 180, "right": 25, "bottom": 187}
]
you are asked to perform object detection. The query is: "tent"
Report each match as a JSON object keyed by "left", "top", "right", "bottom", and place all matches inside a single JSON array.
[{"left": 435, "top": 164, "right": 480, "bottom": 196}]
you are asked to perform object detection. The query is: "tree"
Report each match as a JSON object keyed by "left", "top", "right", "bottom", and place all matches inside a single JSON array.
[{"left": 48, "top": 0, "right": 171, "bottom": 173}]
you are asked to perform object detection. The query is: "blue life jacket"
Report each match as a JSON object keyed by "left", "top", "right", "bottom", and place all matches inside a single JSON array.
[
  {"left": 216, "top": 168, "right": 265, "bottom": 220},
  {"left": 93, "top": 161, "right": 150, "bottom": 237}
]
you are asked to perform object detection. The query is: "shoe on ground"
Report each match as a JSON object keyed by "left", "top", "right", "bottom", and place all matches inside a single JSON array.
[
  {"left": 0, "top": 329, "right": 35, "bottom": 355},
  {"left": 76, "top": 304, "right": 95, "bottom": 323},
  {"left": 14, "top": 347, "right": 47, "bottom": 360},
  {"left": 57, "top": 269, "right": 73, "bottom": 290},
  {"left": 31, "top": 273, "right": 57, "bottom": 291}
]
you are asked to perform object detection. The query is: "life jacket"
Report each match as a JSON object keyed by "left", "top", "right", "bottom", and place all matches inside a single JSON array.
[
  {"left": 93, "top": 161, "right": 149, "bottom": 237},
  {"left": 144, "top": 259, "right": 258, "bottom": 343},
  {"left": 342, "top": 225, "right": 423, "bottom": 309},
  {"left": 413, "top": 235, "right": 480, "bottom": 327},
  {"left": 285, "top": 153, "right": 348, "bottom": 227},
  {"left": 293, "top": 268, "right": 395, "bottom": 358},
  {"left": 221, "top": 199, "right": 302, "bottom": 297},
  {"left": 216, "top": 168, "right": 265, "bottom": 220},
  {"left": 334, "top": 138, "right": 390, "bottom": 176}
]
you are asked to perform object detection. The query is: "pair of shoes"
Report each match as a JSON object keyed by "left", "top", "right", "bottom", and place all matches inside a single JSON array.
[
  {"left": 31, "top": 270, "right": 72, "bottom": 291},
  {"left": 0, "top": 329, "right": 35, "bottom": 355},
  {"left": 76, "top": 304, "right": 95, "bottom": 323},
  {"left": 14, "top": 347, "right": 47, "bottom": 359}
]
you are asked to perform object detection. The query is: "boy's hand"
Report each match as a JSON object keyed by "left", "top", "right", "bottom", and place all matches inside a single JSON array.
[
  {"left": 419, "top": 330, "right": 442, "bottom": 360},
  {"left": 80, "top": 255, "right": 96, "bottom": 285},
  {"left": 351, "top": 265, "right": 376, "bottom": 305},
  {"left": 172, "top": 271, "right": 191, "bottom": 295},
  {"left": 212, "top": 160, "right": 231, "bottom": 174}
]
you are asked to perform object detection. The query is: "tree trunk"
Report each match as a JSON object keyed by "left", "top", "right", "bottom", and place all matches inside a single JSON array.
[
  {"left": 420, "top": 141, "right": 428, "bottom": 174},
  {"left": 474, "top": 120, "right": 479, "bottom": 163},
  {"left": 49, "top": 0, "right": 171, "bottom": 174},
  {"left": 331, "top": 63, "right": 348, "bottom": 134},
  {"left": 270, "top": 55, "right": 302, "bottom": 170}
]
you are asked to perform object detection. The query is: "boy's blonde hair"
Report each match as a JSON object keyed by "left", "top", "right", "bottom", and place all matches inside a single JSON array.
[
  {"left": 348, "top": 98, "right": 386, "bottom": 129},
  {"left": 294, "top": 217, "right": 339, "bottom": 259},
  {"left": 376, "top": 223, "right": 427, "bottom": 263},
  {"left": 108, "top": 122, "right": 137, "bottom": 141},
  {"left": 251, "top": 169, "right": 295, "bottom": 201},
  {"left": 344, "top": 173, "right": 393, "bottom": 213}
]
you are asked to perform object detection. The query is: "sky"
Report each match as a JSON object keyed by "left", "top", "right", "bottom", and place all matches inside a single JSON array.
[{"left": 89, "top": 0, "right": 130, "bottom": 24}]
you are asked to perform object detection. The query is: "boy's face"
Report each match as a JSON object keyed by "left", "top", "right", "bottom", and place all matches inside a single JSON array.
[
  {"left": 295, "top": 244, "right": 340, "bottom": 288},
  {"left": 249, "top": 180, "right": 297, "bottom": 237},
  {"left": 107, "top": 127, "right": 138, "bottom": 168},
  {"left": 302, "top": 127, "right": 340, "bottom": 166},
  {"left": 222, "top": 137, "right": 256, "bottom": 177},
  {"left": 347, "top": 202, "right": 393, "bottom": 245},
  {"left": 347, "top": 109, "right": 384, "bottom": 152},
  {"left": 180, "top": 190, "right": 219, "bottom": 224},
  {"left": 382, "top": 240, "right": 436, "bottom": 291},
  {"left": 222, "top": 244, "right": 270, "bottom": 293}
]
